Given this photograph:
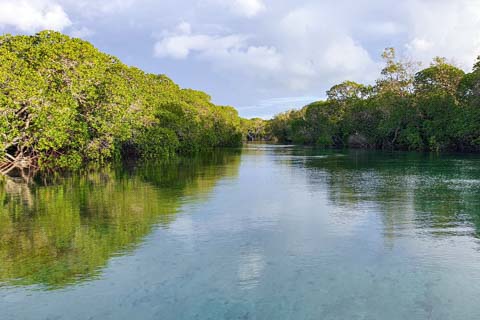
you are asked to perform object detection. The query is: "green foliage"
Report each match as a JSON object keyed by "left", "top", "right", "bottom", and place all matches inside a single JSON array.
[
  {"left": 132, "top": 127, "right": 179, "bottom": 159},
  {"left": 241, "top": 118, "right": 268, "bottom": 141},
  {"left": 414, "top": 57, "right": 465, "bottom": 96},
  {"left": 0, "top": 31, "right": 243, "bottom": 171},
  {"left": 269, "top": 50, "right": 480, "bottom": 152}
]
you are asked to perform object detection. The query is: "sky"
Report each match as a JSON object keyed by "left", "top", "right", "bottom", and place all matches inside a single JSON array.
[{"left": 1, "top": 0, "right": 480, "bottom": 119}]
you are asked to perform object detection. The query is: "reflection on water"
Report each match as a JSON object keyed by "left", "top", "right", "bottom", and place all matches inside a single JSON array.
[
  {"left": 237, "top": 248, "right": 266, "bottom": 290},
  {"left": 2, "top": 145, "right": 480, "bottom": 319},
  {"left": 296, "top": 149, "right": 480, "bottom": 240},
  {"left": 0, "top": 151, "right": 241, "bottom": 289}
]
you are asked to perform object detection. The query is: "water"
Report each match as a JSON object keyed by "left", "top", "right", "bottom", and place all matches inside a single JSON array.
[{"left": 1, "top": 145, "right": 480, "bottom": 319}]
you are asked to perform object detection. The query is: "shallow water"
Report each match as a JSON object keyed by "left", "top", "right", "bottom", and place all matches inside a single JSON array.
[{"left": 1, "top": 145, "right": 480, "bottom": 319}]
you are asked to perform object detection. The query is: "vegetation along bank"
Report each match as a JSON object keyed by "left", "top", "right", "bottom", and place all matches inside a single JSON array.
[
  {"left": 2, "top": 32, "right": 480, "bottom": 176},
  {"left": 0, "top": 31, "right": 246, "bottom": 174},
  {"left": 269, "top": 48, "right": 480, "bottom": 152}
]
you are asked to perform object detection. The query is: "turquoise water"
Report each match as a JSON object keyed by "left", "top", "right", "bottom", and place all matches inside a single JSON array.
[{"left": 1, "top": 145, "right": 480, "bottom": 319}]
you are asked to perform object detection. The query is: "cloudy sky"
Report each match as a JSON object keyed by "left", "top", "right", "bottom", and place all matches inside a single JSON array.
[{"left": 1, "top": 0, "right": 480, "bottom": 118}]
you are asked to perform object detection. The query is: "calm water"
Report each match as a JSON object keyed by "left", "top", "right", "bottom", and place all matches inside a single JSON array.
[{"left": 1, "top": 145, "right": 480, "bottom": 319}]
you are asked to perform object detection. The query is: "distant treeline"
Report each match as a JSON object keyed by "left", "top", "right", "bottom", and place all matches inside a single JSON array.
[
  {"left": 0, "top": 31, "right": 245, "bottom": 172},
  {"left": 269, "top": 48, "right": 480, "bottom": 152}
]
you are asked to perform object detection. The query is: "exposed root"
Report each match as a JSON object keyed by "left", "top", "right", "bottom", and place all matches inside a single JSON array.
[{"left": 0, "top": 152, "right": 38, "bottom": 183}]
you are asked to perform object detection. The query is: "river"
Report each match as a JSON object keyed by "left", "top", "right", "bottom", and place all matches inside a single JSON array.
[{"left": 1, "top": 145, "right": 480, "bottom": 319}]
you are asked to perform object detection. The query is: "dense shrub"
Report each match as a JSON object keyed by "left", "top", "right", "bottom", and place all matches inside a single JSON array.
[
  {"left": 269, "top": 50, "right": 480, "bottom": 152},
  {"left": 0, "top": 31, "right": 243, "bottom": 170}
]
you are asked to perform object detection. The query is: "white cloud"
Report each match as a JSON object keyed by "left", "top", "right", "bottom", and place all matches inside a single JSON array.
[
  {"left": 154, "top": 32, "right": 246, "bottom": 60},
  {"left": 363, "top": 21, "right": 404, "bottom": 36},
  {"left": 206, "top": 0, "right": 266, "bottom": 18},
  {"left": 62, "top": 0, "right": 135, "bottom": 16},
  {"left": 69, "top": 26, "right": 94, "bottom": 38},
  {"left": 0, "top": 0, "right": 71, "bottom": 32},
  {"left": 154, "top": 12, "right": 380, "bottom": 93},
  {"left": 229, "top": 0, "right": 266, "bottom": 17},
  {"left": 6, "top": 0, "right": 477, "bottom": 116},
  {"left": 406, "top": 38, "right": 434, "bottom": 53},
  {"left": 404, "top": 0, "right": 480, "bottom": 68},
  {"left": 324, "top": 36, "right": 377, "bottom": 73},
  {"left": 154, "top": 22, "right": 281, "bottom": 74},
  {"left": 275, "top": 5, "right": 380, "bottom": 89},
  {"left": 96, "top": 0, "right": 135, "bottom": 13},
  {"left": 176, "top": 22, "right": 192, "bottom": 35}
]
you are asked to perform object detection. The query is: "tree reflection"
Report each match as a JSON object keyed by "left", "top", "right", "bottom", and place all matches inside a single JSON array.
[
  {"left": 301, "top": 150, "right": 480, "bottom": 240},
  {"left": 0, "top": 150, "right": 241, "bottom": 289}
]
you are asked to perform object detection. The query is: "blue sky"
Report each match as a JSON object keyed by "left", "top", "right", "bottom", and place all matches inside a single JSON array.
[{"left": 1, "top": 0, "right": 480, "bottom": 118}]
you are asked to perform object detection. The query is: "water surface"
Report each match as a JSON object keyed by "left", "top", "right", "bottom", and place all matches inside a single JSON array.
[{"left": 1, "top": 145, "right": 480, "bottom": 319}]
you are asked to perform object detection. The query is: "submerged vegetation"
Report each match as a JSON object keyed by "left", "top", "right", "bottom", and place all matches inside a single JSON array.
[
  {"left": 0, "top": 31, "right": 243, "bottom": 174},
  {"left": 269, "top": 49, "right": 480, "bottom": 152}
]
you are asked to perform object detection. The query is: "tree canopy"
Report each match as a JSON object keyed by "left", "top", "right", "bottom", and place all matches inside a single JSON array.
[
  {"left": 0, "top": 31, "right": 244, "bottom": 173},
  {"left": 269, "top": 48, "right": 480, "bottom": 152}
]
